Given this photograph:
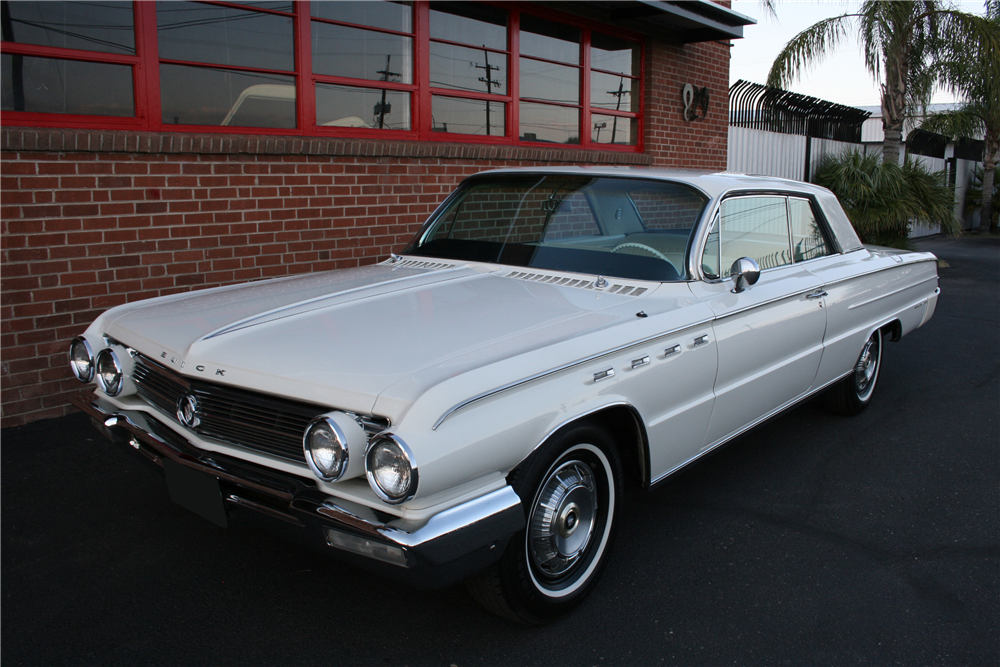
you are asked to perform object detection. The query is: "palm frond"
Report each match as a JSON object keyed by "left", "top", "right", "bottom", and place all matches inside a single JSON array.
[
  {"left": 765, "top": 15, "right": 855, "bottom": 89},
  {"left": 920, "top": 109, "right": 986, "bottom": 139}
]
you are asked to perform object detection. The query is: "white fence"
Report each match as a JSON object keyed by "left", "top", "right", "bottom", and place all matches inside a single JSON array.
[{"left": 727, "top": 127, "right": 863, "bottom": 182}]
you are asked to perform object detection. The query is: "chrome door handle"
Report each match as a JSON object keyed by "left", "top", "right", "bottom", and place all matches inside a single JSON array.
[
  {"left": 806, "top": 290, "right": 828, "bottom": 300},
  {"left": 693, "top": 334, "right": 709, "bottom": 347}
]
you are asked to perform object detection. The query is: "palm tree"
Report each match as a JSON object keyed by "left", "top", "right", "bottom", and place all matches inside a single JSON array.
[
  {"left": 919, "top": 1, "right": 1000, "bottom": 233},
  {"left": 767, "top": 1, "right": 1000, "bottom": 167},
  {"left": 814, "top": 150, "right": 960, "bottom": 246}
]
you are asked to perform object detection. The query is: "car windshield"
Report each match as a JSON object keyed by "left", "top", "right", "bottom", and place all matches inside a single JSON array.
[{"left": 404, "top": 174, "right": 709, "bottom": 281}]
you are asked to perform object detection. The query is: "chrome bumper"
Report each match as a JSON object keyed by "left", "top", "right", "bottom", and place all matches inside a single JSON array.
[{"left": 73, "top": 392, "right": 524, "bottom": 589}]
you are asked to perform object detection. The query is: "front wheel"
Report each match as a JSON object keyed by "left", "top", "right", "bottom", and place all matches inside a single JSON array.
[
  {"left": 466, "top": 423, "right": 623, "bottom": 624},
  {"left": 822, "top": 330, "right": 883, "bottom": 416}
]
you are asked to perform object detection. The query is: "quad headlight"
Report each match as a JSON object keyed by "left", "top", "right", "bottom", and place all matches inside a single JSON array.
[
  {"left": 365, "top": 435, "right": 418, "bottom": 504},
  {"left": 95, "top": 348, "right": 124, "bottom": 396},
  {"left": 69, "top": 336, "right": 95, "bottom": 382},
  {"left": 303, "top": 412, "right": 367, "bottom": 483}
]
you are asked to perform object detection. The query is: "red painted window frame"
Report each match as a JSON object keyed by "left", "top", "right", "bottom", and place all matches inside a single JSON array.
[{"left": 0, "top": 0, "right": 643, "bottom": 152}]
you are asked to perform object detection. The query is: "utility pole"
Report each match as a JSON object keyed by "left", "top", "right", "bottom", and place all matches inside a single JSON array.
[
  {"left": 607, "top": 76, "right": 629, "bottom": 144},
  {"left": 375, "top": 55, "right": 399, "bottom": 129},
  {"left": 593, "top": 121, "right": 607, "bottom": 143},
  {"left": 475, "top": 46, "right": 501, "bottom": 135}
]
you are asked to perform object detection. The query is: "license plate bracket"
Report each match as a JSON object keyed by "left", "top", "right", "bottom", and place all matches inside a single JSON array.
[{"left": 164, "top": 458, "right": 228, "bottom": 528}]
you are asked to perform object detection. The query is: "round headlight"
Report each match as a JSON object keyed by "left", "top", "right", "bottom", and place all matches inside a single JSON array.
[
  {"left": 95, "top": 348, "right": 123, "bottom": 396},
  {"left": 366, "top": 436, "right": 418, "bottom": 504},
  {"left": 69, "top": 337, "right": 94, "bottom": 382},
  {"left": 303, "top": 417, "right": 350, "bottom": 482}
]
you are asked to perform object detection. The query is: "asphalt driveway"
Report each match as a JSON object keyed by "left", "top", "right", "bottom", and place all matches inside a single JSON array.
[{"left": 3, "top": 235, "right": 997, "bottom": 667}]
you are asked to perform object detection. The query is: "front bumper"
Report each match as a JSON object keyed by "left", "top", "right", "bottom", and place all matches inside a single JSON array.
[{"left": 73, "top": 392, "right": 524, "bottom": 589}]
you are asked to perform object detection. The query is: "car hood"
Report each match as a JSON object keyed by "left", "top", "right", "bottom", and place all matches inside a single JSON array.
[{"left": 101, "top": 262, "right": 656, "bottom": 417}]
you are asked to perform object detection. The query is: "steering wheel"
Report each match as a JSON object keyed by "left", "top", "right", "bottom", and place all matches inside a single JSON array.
[{"left": 612, "top": 241, "right": 675, "bottom": 263}]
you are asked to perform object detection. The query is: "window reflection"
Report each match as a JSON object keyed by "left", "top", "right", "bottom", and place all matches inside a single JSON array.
[
  {"left": 591, "top": 32, "right": 638, "bottom": 75},
  {"left": 160, "top": 64, "right": 295, "bottom": 128},
  {"left": 520, "top": 15, "right": 578, "bottom": 64},
  {"left": 1, "top": 53, "right": 133, "bottom": 115},
  {"left": 312, "top": 1, "right": 411, "bottom": 33},
  {"left": 317, "top": 84, "right": 410, "bottom": 130},
  {"left": 313, "top": 22, "right": 412, "bottom": 83},
  {"left": 520, "top": 102, "right": 579, "bottom": 144},
  {"left": 0, "top": 1, "right": 135, "bottom": 54},
  {"left": 520, "top": 59, "right": 578, "bottom": 104},
  {"left": 432, "top": 96, "right": 504, "bottom": 136},
  {"left": 156, "top": 1, "right": 293, "bottom": 71},
  {"left": 430, "top": 42, "right": 506, "bottom": 94},
  {"left": 591, "top": 72, "right": 636, "bottom": 112},
  {"left": 429, "top": 2, "right": 506, "bottom": 50},
  {"left": 591, "top": 114, "right": 635, "bottom": 145}
]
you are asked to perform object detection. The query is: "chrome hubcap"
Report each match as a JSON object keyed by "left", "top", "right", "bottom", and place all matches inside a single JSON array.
[
  {"left": 854, "top": 335, "right": 879, "bottom": 400},
  {"left": 529, "top": 460, "right": 597, "bottom": 578}
]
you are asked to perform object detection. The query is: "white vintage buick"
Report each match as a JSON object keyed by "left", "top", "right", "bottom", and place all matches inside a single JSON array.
[{"left": 71, "top": 168, "right": 939, "bottom": 623}]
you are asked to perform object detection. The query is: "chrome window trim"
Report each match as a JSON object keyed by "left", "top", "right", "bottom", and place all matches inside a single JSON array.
[{"left": 432, "top": 316, "right": 714, "bottom": 429}]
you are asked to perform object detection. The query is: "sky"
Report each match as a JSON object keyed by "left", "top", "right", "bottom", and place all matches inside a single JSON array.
[{"left": 729, "top": 0, "right": 989, "bottom": 108}]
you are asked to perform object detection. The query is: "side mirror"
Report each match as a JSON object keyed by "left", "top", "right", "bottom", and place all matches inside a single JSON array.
[{"left": 729, "top": 257, "right": 760, "bottom": 293}]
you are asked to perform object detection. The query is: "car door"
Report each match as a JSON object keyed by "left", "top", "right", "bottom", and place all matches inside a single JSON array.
[{"left": 688, "top": 194, "right": 828, "bottom": 450}]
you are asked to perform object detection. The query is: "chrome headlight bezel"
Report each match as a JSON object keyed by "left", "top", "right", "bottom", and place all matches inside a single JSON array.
[
  {"left": 69, "top": 336, "right": 95, "bottom": 383},
  {"left": 365, "top": 434, "right": 418, "bottom": 505},
  {"left": 95, "top": 348, "right": 124, "bottom": 397},
  {"left": 303, "top": 416, "right": 351, "bottom": 482}
]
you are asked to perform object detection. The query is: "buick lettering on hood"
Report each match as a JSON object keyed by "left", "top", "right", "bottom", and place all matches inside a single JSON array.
[{"left": 70, "top": 169, "right": 939, "bottom": 623}]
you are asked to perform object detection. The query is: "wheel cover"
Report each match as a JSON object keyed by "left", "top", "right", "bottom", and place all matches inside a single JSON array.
[
  {"left": 528, "top": 460, "right": 597, "bottom": 579},
  {"left": 854, "top": 334, "right": 880, "bottom": 401}
]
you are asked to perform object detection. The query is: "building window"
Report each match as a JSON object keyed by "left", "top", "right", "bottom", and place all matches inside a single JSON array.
[{"left": 0, "top": 0, "right": 643, "bottom": 150}]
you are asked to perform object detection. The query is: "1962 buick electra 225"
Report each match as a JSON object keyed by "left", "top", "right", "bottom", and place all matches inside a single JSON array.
[{"left": 70, "top": 168, "right": 939, "bottom": 623}]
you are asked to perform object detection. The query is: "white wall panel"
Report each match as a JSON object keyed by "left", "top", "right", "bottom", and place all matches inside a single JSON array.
[{"left": 727, "top": 126, "right": 806, "bottom": 181}]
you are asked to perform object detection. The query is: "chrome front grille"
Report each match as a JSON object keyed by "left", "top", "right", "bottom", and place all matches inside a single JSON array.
[{"left": 132, "top": 355, "right": 384, "bottom": 463}]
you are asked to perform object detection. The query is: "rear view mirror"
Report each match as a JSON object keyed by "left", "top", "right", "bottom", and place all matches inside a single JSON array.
[{"left": 730, "top": 257, "right": 760, "bottom": 293}]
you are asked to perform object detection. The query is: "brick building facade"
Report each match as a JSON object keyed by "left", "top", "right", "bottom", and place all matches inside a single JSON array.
[{"left": 1, "top": 1, "right": 748, "bottom": 427}]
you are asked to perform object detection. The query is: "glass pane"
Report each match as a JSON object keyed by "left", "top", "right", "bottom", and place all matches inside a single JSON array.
[
  {"left": 157, "top": 1, "right": 293, "bottom": 71},
  {"left": 591, "top": 114, "right": 636, "bottom": 146},
  {"left": 231, "top": 2, "right": 294, "bottom": 11},
  {"left": 312, "top": 1, "right": 412, "bottom": 33},
  {"left": 520, "top": 15, "right": 578, "bottom": 64},
  {"left": 719, "top": 197, "right": 792, "bottom": 270},
  {"left": 701, "top": 215, "right": 720, "bottom": 279},
  {"left": 2, "top": 53, "right": 133, "bottom": 116},
  {"left": 431, "top": 95, "right": 504, "bottom": 136},
  {"left": 312, "top": 22, "right": 412, "bottom": 83},
  {"left": 316, "top": 84, "right": 410, "bottom": 130},
  {"left": 519, "top": 102, "right": 579, "bottom": 144},
  {"left": 520, "top": 59, "right": 578, "bottom": 104},
  {"left": 160, "top": 64, "right": 295, "bottom": 128},
  {"left": 788, "top": 198, "right": 830, "bottom": 261},
  {"left": 430, "top": 42, "right": 506, "bottom": 95},
  {"left": 410, "top": 176, "right": 706, "bottom": 282},
  {"left": 590, "top": 72, "right": 637, "bottom": 111},
  {"left": 429, "top": 2, "right": 506, "bottom": 50},
  {"left": 591, "top": 32, "right": 638, "bottom": 75},
  {"left": 0, "top": 1, "right": 135, "bottom": 54}
]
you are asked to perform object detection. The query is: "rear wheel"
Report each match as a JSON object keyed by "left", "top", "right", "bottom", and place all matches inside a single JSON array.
[
  {"left": 466, "top": 423, "right": 623, "bottom": 624},
  {"left": 822, "top": 330, "right": 883, "bottom": 416}
]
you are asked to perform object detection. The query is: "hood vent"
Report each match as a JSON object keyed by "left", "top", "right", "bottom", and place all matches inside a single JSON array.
[
  {"left": 506, "top": 271, "right": 648, "bottom": 297},
  {"left": 390, "top": 259, "right": 455, "bottom": 271}
]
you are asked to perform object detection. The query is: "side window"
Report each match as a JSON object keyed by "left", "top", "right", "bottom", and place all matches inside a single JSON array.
[
  {"left": 718, "top": 196, "right": 792, "bottom": 271},
  {"left": 788, "top": 198, "right": 830, "bottom": 262}
]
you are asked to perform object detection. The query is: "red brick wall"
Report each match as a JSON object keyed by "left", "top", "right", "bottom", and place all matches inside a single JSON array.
[{"left": 0, "top": 36, "right": 731, "bottom": 428}]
